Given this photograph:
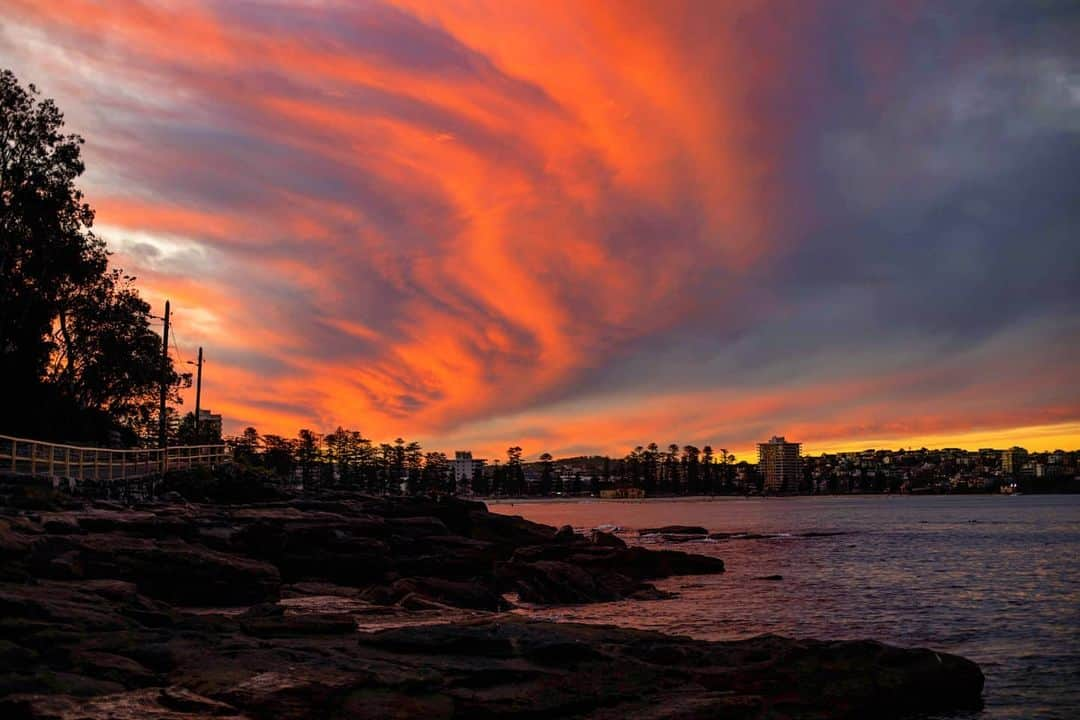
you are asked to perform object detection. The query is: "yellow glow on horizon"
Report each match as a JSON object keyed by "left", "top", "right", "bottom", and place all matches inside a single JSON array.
[{"left": 787, "top": 422, "right": 1080, "bottom": 460}]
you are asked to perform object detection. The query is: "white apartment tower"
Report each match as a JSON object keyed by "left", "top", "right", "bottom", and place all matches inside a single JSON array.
[{"left": 452, "top": 451, "right": 484, "bottom": 494}]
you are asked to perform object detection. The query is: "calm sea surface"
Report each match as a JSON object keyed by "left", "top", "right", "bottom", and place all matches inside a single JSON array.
[{"left": 489, "top": 495, "right": 1080, "bottom": 719}]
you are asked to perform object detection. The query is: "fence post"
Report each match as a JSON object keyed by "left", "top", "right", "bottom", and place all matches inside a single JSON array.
[
  {"left": 30, "top": 441, "right": 37, "bottom": 476},
  {"left": 10, "top": 439, "right": 15, "bottom": 473}
]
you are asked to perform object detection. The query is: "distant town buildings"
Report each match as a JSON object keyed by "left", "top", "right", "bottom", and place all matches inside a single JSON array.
[
  {"left": 758, "top": 436, "right": 802, "bottom": 493},
  {"left": 220, "top": 426, "right": 1079, "bottom": 497}
]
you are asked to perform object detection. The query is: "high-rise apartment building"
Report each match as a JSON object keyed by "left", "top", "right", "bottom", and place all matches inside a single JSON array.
[
  {"left": 758, "top": 436, "right": 802, "bottom": 493},
  {"left": 452, "top": 451, "right": 485, "bottom": 494},
  {"left": 1001, "top": 446, "right": 1029, "bottom": 476}
]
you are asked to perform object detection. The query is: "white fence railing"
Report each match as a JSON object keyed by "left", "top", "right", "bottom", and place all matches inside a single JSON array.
[{"left": 0, "top": 434, "right": 228, "bottom": 483}]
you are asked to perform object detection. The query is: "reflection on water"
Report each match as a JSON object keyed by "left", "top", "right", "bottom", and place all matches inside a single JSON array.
[{"left": 492, "top": 495, "right": 1080, "bottom": 720}]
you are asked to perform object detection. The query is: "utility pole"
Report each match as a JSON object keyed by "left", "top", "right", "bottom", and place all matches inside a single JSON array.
[
  {"left": 193, "top": 347, "right": 203, "bottom": 437},
  {"left": 158, "top": 300, "right": 170, "bottom": 450}
]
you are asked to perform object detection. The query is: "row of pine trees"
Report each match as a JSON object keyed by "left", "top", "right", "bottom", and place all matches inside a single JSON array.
[{"left": 227, "top": 427, "right": 749, "bottom": 497}]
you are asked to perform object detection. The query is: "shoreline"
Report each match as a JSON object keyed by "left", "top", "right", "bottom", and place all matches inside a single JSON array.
[{"left": 482, "top": 492, "right": 1065, "bottom": 504}]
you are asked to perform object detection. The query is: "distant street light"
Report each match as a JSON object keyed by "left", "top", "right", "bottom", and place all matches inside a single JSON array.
[{"left": 186, "top": 347, "right": 203, "bottom": 436}]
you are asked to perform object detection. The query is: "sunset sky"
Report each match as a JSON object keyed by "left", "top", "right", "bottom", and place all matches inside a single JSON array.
[{"left": 3, "top": 1, "right": 1078, "bottom": 459}]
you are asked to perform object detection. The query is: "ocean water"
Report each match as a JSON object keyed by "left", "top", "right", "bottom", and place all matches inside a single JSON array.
[{"left": 490, "top": 495, "right": 1080, "bottom": 719}]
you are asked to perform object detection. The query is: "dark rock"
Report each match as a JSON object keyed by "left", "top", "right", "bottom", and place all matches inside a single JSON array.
[
  {"left": 465, "top": 510, "right": 556, "bottom": 549},
  {"left": 386, "top": 515, "right": 450, "bottom": 538},
  {"left": 240, "top": 612, "right": 356, "bottom": 638},
  {"left": 589, "top": 529, "right": 627, "bottom": 548},
  {"left": 655, "top": 533, "right": 704, "bottom": 543},
  {"left": 628, "top": 586, "right": 677, "bottom": 601},
  {"left": 0, "top": 491, "right": 985, "bottom": 719},
  {"left": 229, "top": 511, "right": 391, "bottom": 586},
  {"left": 708, "top": 531, "right": 769, "bottom": 541},
  {"left": 388, "top": 576, "right": 507, "bottom": 611},
  {"left": 554, "top": 524, "right": 577, "bottom": 541},
  {"left": 50, "top": 533, "right": 282, "bottom": 606},
  {"left": 502, "top": 559, "right": 656, "bottom": 604},
  {"left": 506, "top": 543, "right": 725, "bottom": 585},
  {"left": 757, "top": 574, "right": 783, "bottom": 581},
  {"left": 0, "top": 687, "right": 245, "bottom": 719},
  {"left": 639, "top": 525, "right": 709, "bottom": 536},
  {"left": 39, "top": 514, "right": 83, "bottom": 535},
  {"left": 391, "top": 534, "right": 499, "bottom": 580},
  {"left": 357, "top": 618, "right": 983, "bottom": 718},
  {"left": 240, "top": 602, "right": 285, "bottom": 619}
]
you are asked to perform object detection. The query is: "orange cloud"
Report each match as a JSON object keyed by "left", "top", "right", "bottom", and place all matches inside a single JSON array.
[{"left": 3, "top": 0, "right": 1076, "bottom": 456}]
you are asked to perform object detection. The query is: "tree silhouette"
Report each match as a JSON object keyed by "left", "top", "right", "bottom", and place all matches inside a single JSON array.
[
  {"left": 664, "top": 443, "right": 680, "bottom": 493},
  {"left": 505, "top": 446, "right": 524, "bottom": 496},
  {"left": 702, "top": 445, "right": 715, "bottom": 493},
  {"left": 261, "top": 434, "right": 296, "bottom": 479},
  {"left": 295, "top": 429, "right": 322, "bottom": 487},
  {"left": 682, "top": 445, "right": 700, "bottom": 494},
  {"left": 422, "top": 451, "right": 449, "bottom": 493},
  {"left": 538, "top": 452, "right": 554, "bottom": 496},
  {"left": 230, "top": 427, "right": 260, "bottom": 464},
  {"left": 1, "top": 69, "right": 186, "bottom": 441}
]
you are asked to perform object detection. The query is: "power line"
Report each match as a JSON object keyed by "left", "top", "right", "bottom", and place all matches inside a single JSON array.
[{"left": 169, "top": 317, "right": 191, "bottom": 367}]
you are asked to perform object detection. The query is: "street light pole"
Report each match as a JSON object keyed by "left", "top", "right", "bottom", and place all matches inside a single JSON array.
[
  {"left": 158, "top": 300, "right": 170, "bottom": 450},
  {"left": 193, "top": 347, "right": 203, "bottom": 437}
]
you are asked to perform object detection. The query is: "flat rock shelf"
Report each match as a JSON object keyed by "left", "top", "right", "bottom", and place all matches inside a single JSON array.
[{"left": 0, "top": 488, "right": 983, "bottom": 719}]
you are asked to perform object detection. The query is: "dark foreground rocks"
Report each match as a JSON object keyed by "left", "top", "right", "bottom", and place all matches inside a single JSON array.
[
  {"left": 0, "top": 489, "right": 984, "bottom": 717},
  {"left": 1, "top": 490, "right": 723, "bottom": 609},
  {"left": 0, "top": 589, "right": 984, "bottom": 720}
]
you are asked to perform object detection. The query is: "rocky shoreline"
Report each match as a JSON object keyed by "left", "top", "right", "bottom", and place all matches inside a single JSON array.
[{"left": 0, "top": 485, "right": 984, "bottom": 718}]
